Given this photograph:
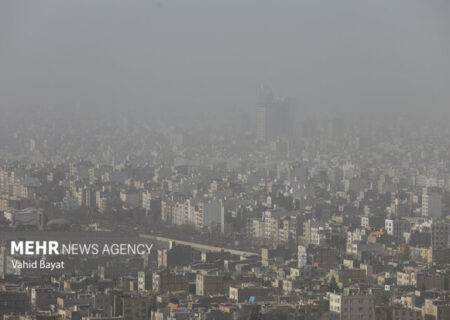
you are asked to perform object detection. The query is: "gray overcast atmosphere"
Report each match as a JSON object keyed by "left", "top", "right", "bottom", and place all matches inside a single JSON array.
[{"left": 1, "top": 0, "right": 450, "bottom": 121}]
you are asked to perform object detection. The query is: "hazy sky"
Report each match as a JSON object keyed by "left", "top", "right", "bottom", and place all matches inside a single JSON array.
[{"left": 1, "top": 0, "right": 449, "bottom": 119}]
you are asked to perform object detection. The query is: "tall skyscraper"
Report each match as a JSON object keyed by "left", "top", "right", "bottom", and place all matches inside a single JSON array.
[
  {"left": 422, "top": 187, "right": 442, "bottom": 219},
  {"left": 30, "top": 139, "right": 36, "bottom": 152},
  {"left": 256, "top": 105, "right": 266, "bottom": 142},
  {"left": 255, "top": 86, "right": 295, "bottom": 142}
]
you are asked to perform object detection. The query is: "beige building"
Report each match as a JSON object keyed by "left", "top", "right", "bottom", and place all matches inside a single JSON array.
[
  {"left": 422, "top": 299, "right": 450, "bottom": 320},
  {"left": 152, "top": 270, "right": 188, "bottom": 294},
  {"left": 328, "top": 288, "right": 375, "bottom": 320},
  {"left": 329, "top": 268, "right": 366, "bottom": 289},
  {"left": 391, "top": 307, "right": 422, "bottom": 320},
  {"left": 195, "top": 274, "right": 231, "bottom": 296},
  {"left": 120, "top": 296, "right": 151, "bottom": 320}
]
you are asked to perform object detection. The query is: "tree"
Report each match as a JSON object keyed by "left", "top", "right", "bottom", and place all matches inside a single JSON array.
[{"left": 329, "top": 275, "right": 340, "bottom": 292}]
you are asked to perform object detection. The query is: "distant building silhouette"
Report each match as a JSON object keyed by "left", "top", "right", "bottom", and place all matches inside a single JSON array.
[{"left": 256, "top": 86, "right": 295, "bottom": 142}]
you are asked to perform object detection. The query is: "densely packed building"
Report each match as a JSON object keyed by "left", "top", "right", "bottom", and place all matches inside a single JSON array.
[{"left": 0, "top": 114, "right": 450, "bottom": 319}]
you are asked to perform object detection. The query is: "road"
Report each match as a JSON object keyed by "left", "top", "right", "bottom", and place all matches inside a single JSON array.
[{"left": 139, "top": 233, "right": 259, "bottom": 257}]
